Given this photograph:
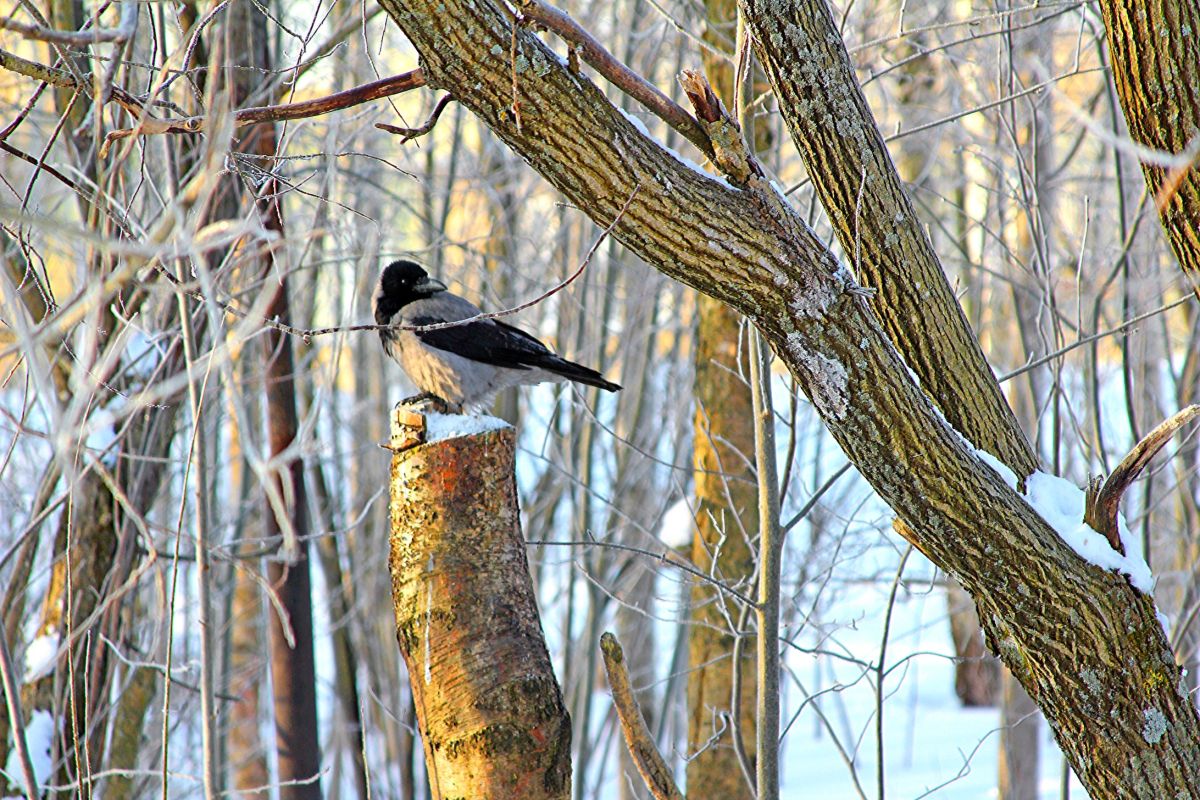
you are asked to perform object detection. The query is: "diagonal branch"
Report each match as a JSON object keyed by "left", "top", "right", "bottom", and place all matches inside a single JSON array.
[
  {"left": 516, "top": 0, "right": 712, "bottom": 158},
  {"left": 600, "top": 633, "right": 685, "bottom": 800},
  {"left": 738, "top": 0, "right": 1038, "bottom": 479},
  {"left": 100, "top": 69, "right": 427, "bottom": 154}
]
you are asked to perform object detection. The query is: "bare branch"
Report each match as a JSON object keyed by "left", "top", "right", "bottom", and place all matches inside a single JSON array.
[
  {"left": 0, "top": 46, "right": 145, "bottom": 116},
  {"left": 599, "top": 632, "right": 686, "bottom": 800},
  {"left": 376, "top": 94, "right": 455, "bottom": 143},
  {"left": 100, "top": 69, "right": 428, "bottom": 154},
  {"left": 516, "top": 0, "right": 713, "bottom": 158},
  {"left": 0, "top": 0, "right": 138, "bottom": 46}
]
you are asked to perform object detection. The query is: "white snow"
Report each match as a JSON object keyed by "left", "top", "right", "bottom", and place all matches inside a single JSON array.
[
  {"left": 22, "top": 634, "right": 59, "bottom": 682},
  {"left": 423, "top": 412, "right": 510, "bottom": 442},
  {"left": 657, "top": 498, "right": 694, "bottom": 549},
  {"left": 3, "top": 709, "right": 55, "bottom": 793},
  {"left": 966, "top": 442, "right": 1153, "bottom": 593},
  {"left": 1024, "top": 470, "right": 1153, "bottom": 594},
  {"left": 973, "top": 447, "right": 1019, "bottom": 491},
  {"left": 616, "top": 108, "right": 733, "bottom": 189}
]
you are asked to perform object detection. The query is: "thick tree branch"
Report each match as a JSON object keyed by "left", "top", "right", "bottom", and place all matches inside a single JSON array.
[
  {"left": 0, "top": 46, "right": 146, "bottom": 116},
  {"left": 738, "top": 0, "right": 1038, "bottom": 479},
  {"left": 1097, "top": 0, "right": 1200, "bottom": 298}
]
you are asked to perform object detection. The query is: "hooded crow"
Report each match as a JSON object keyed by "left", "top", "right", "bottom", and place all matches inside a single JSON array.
[{"left": 374, "top": 259, "right": 621, "bottom": 409}]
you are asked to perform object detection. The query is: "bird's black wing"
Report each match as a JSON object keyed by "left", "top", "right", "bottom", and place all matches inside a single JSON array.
[{"left": 409, "top": 315, "right": 550, "bottom": 370}]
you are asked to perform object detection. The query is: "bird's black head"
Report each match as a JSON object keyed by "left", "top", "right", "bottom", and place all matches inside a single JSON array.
[{"left": 375, "top": 259, "right": 447, "bottom": 322}]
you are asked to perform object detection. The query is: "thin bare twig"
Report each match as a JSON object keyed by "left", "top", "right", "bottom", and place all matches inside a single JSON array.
[
  {"left": 0, "top": 627, "right": 41, "bottom": 800},
  {"left": 1000, "top": 294, "right": 1195, "bottom": 382},
  {"left": 376, "top": 94, "right": 455, "bottom": 143},
  {"left": 262, "top": 181, "right": 642, "bottom": 342},
  {"left": 528, "top": 538, "right": 756, "bottom": 608}
]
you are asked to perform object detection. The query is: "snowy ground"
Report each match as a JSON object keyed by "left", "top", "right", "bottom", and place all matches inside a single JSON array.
[{"left": 777, "top": 579, "right": 1089, "bottom": 799}]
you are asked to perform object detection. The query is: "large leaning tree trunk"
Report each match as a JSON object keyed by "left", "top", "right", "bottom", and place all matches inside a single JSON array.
[
  {"left": 387, "top": 411, "right": 572, "bottom": 799},
  {"left": 1096, "top": 0, "right": 1200, "bottom": 298},
  {"left": 375, "top": 0, "right": 1200, "bottom": 794}
]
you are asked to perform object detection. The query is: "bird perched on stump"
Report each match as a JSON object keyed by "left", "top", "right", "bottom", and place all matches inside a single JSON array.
[{"left": 374, "top": 259, "right": 621, "bottom": 411}]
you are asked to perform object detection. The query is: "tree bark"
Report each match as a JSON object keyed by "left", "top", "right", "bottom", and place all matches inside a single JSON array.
[
  {"left": 683, "top": 7, "right": 763, "bottom": 797},
  {"left": 687, "top": 298, "right": 758, "bottom": 799},
  {"left": 377, "top": 0, "right": 1200, "bottom": 794},
  {"left": 260, "top": 192, "right": 323, "bottom": 799},
  {"left": 737, "top": 0, "right": 1038, "bottom": 479},
  {"left": 388, "top": 413, "right": 572, "bottom": 799},
  {"left": 1097, "top": 0, "right": 1200, "bottom": 297}
]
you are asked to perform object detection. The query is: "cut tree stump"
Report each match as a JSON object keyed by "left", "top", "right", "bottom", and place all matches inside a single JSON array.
[{"left": 387, "top": 408, "right": 571, "bottom": 800}]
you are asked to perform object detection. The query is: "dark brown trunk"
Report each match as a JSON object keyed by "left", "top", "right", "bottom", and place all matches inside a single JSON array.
[{"left": 260, "top": 183, "right": 323, "bottom": 799}]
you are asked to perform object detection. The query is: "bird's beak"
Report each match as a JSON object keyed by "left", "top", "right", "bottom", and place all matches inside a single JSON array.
[{"left": 415, "top": 276, "right": 448, "bottom": 293}]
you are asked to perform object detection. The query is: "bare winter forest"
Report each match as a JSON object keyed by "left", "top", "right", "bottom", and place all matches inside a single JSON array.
[{"left": 1, "top": 0, "right": 1199, "bottom": 798}]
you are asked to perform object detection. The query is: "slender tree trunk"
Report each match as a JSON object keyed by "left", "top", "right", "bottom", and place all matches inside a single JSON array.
[
  {"left": 687, "top": 297, "right": 758, "bottom": 798},
  {"left": 203, "top": 2, "right": 325, "bottom": 793},
  {"left": 388, "top": 414, "right": 571, "bottom": 799},
  {"left": 684, "top": 6, "right": 766, "bottom": 794},
  {"left": 260, "top": 185, "right": 323, "bottom": 799}
]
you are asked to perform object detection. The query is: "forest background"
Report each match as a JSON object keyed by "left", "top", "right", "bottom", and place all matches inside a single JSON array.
[{"left": 0, "top": 0, "right": 1198, "bottom": 798}]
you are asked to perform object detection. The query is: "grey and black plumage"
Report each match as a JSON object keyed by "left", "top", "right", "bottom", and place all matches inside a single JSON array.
[{"left": 374, "top": 259, "right": 621, "bottom": 409}]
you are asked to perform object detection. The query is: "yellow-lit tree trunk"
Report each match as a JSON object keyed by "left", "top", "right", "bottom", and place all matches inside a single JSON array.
[
  {"left": 685, "top": 6, "right": 770, "bottom": 793},
  {"left": 388, "top": 413, "right": 572, "bottom": 799},
  {"left": 688, "top": 297, "right": 758, "bottom": 798}
]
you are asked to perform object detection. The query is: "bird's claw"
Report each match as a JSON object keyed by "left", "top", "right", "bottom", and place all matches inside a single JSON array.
[{"left": 396, "top": 392, "right": 457, "bottom": 414}]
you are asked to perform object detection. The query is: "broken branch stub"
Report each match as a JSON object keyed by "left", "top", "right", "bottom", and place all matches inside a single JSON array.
[
  {"left": 1084, "top": 404, "right": 1200, "bottom": 552},
  {"left": 600, "top": 632, "right": 686, "bottom": 800}
]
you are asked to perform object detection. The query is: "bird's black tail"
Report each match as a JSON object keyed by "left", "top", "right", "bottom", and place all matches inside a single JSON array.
[{"left": 541, "top": 355, "right": 621, "bottom": 392}]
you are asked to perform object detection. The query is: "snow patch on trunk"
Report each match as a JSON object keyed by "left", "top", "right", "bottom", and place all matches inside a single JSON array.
[
  {"left": 1023, "top": 470, "right": 1153, "bottom": 593},
  {"left": 424, "top": 412, "right": 510, "bottom": 442}
]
